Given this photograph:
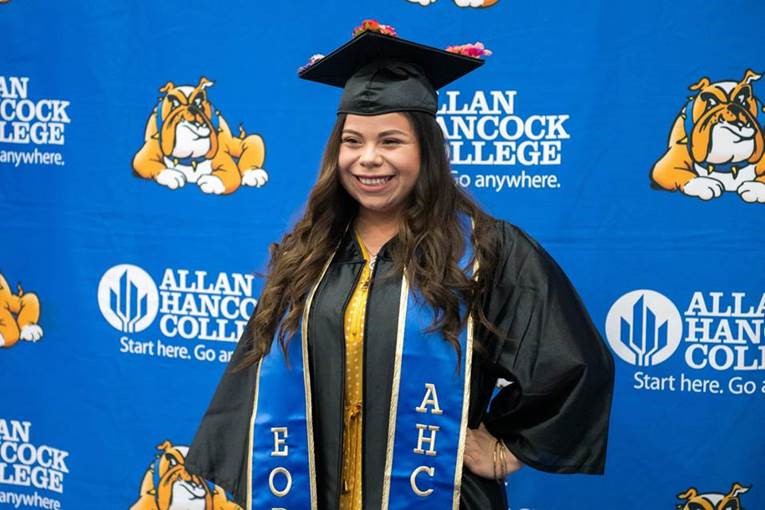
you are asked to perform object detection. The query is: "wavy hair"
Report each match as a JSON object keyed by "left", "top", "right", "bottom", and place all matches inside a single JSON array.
[{"left": 239, "top": 111, "right": 500, "bottom": 369}]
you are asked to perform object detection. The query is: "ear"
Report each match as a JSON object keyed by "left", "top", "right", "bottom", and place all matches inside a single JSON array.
[
  {"left": 159, "top": 81, "right": 175, "bottom": 94},
  {"left": 741, "top": 69, "right": 762, "bottom": 85},
  {"left": 691, "top": 121, "right": 713, "bottom": 163},
  {"left": 677, "top": 488, "right": 698, "bottom": 500},
  {"left": 197, "top": 76, "right": 214, "bottom": 89},
  {"left": 727, "top": 483, "right": 750, "bottom": 498},
  {"left": 155, "top": 440, "right": 173, "bottom": 452},
  {"left": 205, "top": 128, "right": 219, "bottom": 159},
  {"left": 689, "top": 77, "right": 711, "bottom": 91},
  {"left": 748, "top": 122, "right": 764, "bottom": 163}
]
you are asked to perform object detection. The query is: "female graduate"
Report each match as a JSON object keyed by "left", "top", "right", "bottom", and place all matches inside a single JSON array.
[{"left": 186, "top": 22, "right": 614, "bottom": 510}]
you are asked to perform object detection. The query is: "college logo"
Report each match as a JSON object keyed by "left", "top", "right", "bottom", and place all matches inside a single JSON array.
[
  {"left": 651, "top": 69, "right": 765, "bottom": 203},
  {"left": 0, "top": 75, "right": 70, "bottom": 167},
  {"left": 0, "top": 418, "right": 69, "bottom": 508},
  {"left": 132, "top": 77, "right": 268, "bottom": 195},
  {"left": 99, "top": 264, "right": 255, "bottom": 362},
  {"left": 97, "top": 264, "right": 160, "bottom": 334},
  {"left": 440, "top": 89, "right": 569, "bottom": 191},
  {"left": 605, "top": 290, "right": 683, "bottom": 367},
  {"left": 409, "top": 0, "right": 498, "bottom": 7},
  {"left": 677, "top": 483, "right": 750, "bottom": 510},
  {"left": 0, "top": 272, "right": 43, "bottom": 348},
  {"left": 130, "top": 440, "right": 240, "bottom": 510},
  {"left": 608, "top": 290, "right": 765, "bottom": 376}
]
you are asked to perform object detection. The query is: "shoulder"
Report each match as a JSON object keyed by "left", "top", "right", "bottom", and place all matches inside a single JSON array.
[
  {"left": 484, "top": 218, "right": 566, "bottom": 290},
  {"left": 491, "top": 218, "right": 538, "bottom": 252}
]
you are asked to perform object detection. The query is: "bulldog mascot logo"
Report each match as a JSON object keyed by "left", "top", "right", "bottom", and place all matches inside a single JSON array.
[
  {"left": 676, "top": 482, "right": 750, "bottom": 510},
  {"left": 651, "top": 69, "right": 765, "bottom": 203},
  {"left": 133, "top": 77, "right": 268, "bottom": 195},
  {"left": 0, "top": 273, "right": 43, "bottom": 348},
  {"left": 131, "top": 440, "right": 241, "bottom": 510}
]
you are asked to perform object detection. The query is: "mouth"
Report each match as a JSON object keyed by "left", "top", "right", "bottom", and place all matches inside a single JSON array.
[
  {"left": 176, "top": 480, "right": 206, "bottom": 499},
  {"left": 179, "top": 120, "right": 211, "bottom": 139},
  {"left": 355, "top": 175, "right": 395, "bottom": 187},
  {"left": 718, "top": 121, "right": 755, "bottom": 141}
]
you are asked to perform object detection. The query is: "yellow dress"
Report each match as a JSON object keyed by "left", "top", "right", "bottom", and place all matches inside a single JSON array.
[{"left": 338, "top": 233, "right": 374, "bottom": 510}]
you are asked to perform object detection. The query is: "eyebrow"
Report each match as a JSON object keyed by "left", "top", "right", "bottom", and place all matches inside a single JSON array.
[{"left": 341, "top": 129, "right": 409, "bottom": 137}]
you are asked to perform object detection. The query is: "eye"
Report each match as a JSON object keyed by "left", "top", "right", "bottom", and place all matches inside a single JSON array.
[
  {"left": 736, "top": 93, "right": 748, "bottom": 106},
  {"left": 194, "top": 96, "right": 203, "bottom": 107},
  {"left": 170, "top": 98, "right": 180, "bottom": 109},
  {"left": 382, "top": 138, "right": 403, "bottom": 146},
  {"left": 342, "top": 136, "right": 361, "bottom": 145},
  {"left": 700, "top": 92, "right": 718, "bottom": 109},
  {"left": 165, "top": 453, "right": 178, "bottom": 467}
]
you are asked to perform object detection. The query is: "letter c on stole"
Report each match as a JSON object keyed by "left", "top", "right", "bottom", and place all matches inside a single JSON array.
[{"left": 409, "top": 465, "right": 435, "bottom": 497}]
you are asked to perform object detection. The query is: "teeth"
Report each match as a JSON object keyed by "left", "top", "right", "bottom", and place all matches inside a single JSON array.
[{"left": 358, "top": 176, "right": 391, "bottom": 185}]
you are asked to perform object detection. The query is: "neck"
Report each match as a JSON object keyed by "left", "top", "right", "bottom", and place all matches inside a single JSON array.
[{"left": 354, "top": 209, "right": 401, "bottom": 256}]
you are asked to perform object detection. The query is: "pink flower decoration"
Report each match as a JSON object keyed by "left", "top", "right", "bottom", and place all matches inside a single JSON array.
[
  {"left": 352, "top": 19, "right": 398, "bottom": 38},
  {"left": 445, "top": 42, "right": 492, "bottom": 58},
  {"left": 298, "top": 53, "right": 325, "bottom": 73}
]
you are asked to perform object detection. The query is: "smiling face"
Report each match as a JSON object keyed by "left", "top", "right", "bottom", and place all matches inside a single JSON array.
[{"left": 338, "top": 113, "right": 421, "bottom": 221}]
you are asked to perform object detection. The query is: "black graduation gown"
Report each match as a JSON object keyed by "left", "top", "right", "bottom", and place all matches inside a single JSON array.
[{"left": 185, "top": 219, "right": 615, "bottom": 509}]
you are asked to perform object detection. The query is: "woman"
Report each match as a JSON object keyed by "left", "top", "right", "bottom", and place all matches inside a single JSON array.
[{"left": 187, "top": 24, "right": 614, "bottom": 510}]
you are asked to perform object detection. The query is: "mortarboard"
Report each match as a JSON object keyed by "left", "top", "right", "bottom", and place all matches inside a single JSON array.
[{"left": 298, "top": 24, "right": 488, "bottom": 116}]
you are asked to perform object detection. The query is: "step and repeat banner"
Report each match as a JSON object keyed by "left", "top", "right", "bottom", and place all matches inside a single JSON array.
[{"left": 2, "top": 0, "right": 764, "bottom": 508}]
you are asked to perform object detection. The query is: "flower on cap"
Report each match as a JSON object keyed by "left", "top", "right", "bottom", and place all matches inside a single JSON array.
[
  {"left": 298, "top": 53, "right": 325, "bottom": 73},
  {"left": 445, "top": 42, "right": 492, "bottom": 58},
  {"left": 352, "top": 19, "right": 398, "bottom": 38}
]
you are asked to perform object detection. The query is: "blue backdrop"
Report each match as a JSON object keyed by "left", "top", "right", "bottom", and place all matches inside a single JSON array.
[{"left": 2, "top": 1, "right": 764, "bottom": 509}]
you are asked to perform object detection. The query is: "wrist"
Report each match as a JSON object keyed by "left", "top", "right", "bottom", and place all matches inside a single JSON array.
[{"left": 498, "top": 439, "right": 522, "bottom": 476}]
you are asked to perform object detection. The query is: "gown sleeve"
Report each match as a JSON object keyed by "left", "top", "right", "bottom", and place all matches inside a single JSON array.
[
  {"left": 185, "top": 320, "right": 259, "bottom": 508},
  {"left": 481, "top": 221, "right": 614, "bottom": 474}
]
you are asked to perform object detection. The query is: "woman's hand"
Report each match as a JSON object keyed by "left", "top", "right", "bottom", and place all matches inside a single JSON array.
[{"left": 463, "top": 422, "right": 523, "bottom": 480}]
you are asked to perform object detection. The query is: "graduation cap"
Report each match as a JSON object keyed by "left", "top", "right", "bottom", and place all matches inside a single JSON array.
[{"left": 298, "top": 26, "right": 487, "bottom": 116}]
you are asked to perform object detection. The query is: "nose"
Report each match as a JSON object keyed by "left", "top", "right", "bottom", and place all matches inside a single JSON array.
[
  {"left": 188, "top": 104, "right": 202, "bottom": 116},
  {"left": 725, "top": 106, "right": 751, "bottom": 129},
  {"left": 359, "top": 143, "right": 382, "bottom": 168}
]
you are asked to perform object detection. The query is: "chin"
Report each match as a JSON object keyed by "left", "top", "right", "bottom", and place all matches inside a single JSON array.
[{"left": 356, "top": 201, "right": 401, "bottom": 217}]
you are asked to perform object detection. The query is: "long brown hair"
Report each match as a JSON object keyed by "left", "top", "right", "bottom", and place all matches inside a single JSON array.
[{"left": 239, "top": 111, "right": 500, "bottom": 368}]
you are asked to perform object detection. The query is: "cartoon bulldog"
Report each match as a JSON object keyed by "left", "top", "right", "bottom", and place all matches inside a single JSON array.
[
  {"left": 676, "top": 482, "right": 750, "bottom": 510},
  {"left": 133, "top": 77, "right": 268, "bottom": 195},
  {"left": 651, "top": 69, "right": 765, "bottom": 203},
  {"left": 0, "top": 273, "right": 43, "bottom": 348},
  {"left": 131, "top": 440, "right": 241, "bottom": 510}
]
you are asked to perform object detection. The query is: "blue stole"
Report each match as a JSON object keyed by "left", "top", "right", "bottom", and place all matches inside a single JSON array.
[{"left": 246, "top": 239, "right": 474, "bottom": 510}]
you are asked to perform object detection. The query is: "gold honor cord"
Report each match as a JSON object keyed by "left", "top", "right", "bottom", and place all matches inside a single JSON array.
[{"left": 381, "top": 272, "right": 410, "bottom": 510}]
